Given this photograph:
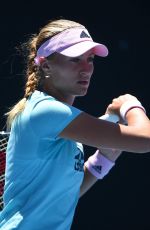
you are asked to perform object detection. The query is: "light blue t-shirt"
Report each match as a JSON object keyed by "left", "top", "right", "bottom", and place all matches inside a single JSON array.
[{"left": 0, "top": 91, "right": 84, "bottom": 230}]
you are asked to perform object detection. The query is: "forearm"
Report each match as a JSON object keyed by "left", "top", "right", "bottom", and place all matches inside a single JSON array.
[
  {"left": 80, "top": 165, "right": 98, "bottom": 197},
  {"left": 60, "top": 95, "right": 150, "bottom": 153},
  {"left": 80, "top": 148, "right": 122, "bottom": 197}
]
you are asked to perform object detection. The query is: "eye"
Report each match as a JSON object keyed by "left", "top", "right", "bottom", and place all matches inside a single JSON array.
[
  {"left": 88, "top": 56, "right": 95, "bottom": 63},
  {"left": 70, "top": 57, "right": 80, "bottom": 63}
]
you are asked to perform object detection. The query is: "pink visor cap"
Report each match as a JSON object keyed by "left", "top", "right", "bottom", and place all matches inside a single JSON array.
[{"left": 34, "top": 27, "right": 108, "bottom": 65}]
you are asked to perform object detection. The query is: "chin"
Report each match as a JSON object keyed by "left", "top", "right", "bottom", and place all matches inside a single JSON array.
[{"left": 75, "top": 90, "right": 88, "bottom": 97}]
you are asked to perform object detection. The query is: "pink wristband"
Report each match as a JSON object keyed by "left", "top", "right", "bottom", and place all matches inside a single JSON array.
[
  {"left": 84, "top": 150, "right": 115, "bottom": 179},
  {"left": 120, "top": 100, "right": 146, "bottom": 122}
]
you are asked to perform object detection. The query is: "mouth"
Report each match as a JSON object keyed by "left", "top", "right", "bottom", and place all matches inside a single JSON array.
[{"left": 77, "top": 80, "right": 89, "bottom": 86}]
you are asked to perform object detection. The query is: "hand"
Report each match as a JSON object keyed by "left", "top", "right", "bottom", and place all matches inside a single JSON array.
[{"left": 105, "top": 94, "right": 139, "bottom": 122}]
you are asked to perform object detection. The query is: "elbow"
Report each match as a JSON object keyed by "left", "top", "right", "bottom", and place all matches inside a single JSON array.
[
  {"left": 135, "top": 137, "right": 150, "bottom": 153},
  {"left": 140, "top": 131, "right": 150, "bottom": 153},
  {"left": 130, "top": 125, "right": 150, "bottom": 153},
  {"left": 137, "top": 146, "right": 150, "bottom": 154}
]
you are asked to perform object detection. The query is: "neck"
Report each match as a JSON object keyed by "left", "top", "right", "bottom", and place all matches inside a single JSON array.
[
  {"left": 43, "top": 88, "right": 75, "bottom": 105},
  {"left": 42, "top": 79, "right": 76, "bottom": 105}
]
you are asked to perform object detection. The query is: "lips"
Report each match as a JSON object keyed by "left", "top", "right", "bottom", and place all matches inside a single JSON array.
[{"left": 77, "top": 80, "right": 89, "bottom": 85}]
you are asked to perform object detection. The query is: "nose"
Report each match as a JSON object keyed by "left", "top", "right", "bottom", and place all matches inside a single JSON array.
[{"left": 80, "top": 61, "right": 94, "bottom": 77}]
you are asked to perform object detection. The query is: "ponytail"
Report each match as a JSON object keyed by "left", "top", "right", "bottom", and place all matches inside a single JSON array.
[
  {"left": 6, "top": 18, "right": 84, "bottom": 130},
  {"left": 6, "top": 98, "right": 27, "bottom": 130},
  {"left": 6, "top": 35, "right": 39, "bottom": 130}
]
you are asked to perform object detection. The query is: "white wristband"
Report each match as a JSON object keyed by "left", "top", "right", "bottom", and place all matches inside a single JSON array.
[
  {"left": 84, "top": 150, "right": 115, "bottom": 179},
  {"left": 120, "top": 100, "right": 146, "bottom": 122}
]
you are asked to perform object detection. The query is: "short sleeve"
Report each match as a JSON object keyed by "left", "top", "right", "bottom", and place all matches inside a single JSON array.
[{"left": 30, "top": 99, "right": 82, "bottom": 138}]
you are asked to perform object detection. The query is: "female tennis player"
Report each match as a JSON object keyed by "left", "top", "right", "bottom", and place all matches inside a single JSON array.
[{"left": 0, "top": 18, "right": 150, "bottom": 230}]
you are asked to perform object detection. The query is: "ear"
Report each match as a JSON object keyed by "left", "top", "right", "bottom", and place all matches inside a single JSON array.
[{"left": 40, "top": 59, "right": 52, "bottom": 75}]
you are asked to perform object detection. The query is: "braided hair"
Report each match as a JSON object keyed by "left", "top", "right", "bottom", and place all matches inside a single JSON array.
[{"left": 6, "top": 19, "right": 83, "bottom": 129}]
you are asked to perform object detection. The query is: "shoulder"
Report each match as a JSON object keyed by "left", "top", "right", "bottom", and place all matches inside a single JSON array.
[
  {"left": 27, "top": 91, "right": 83, "bottom": 138},
  {"left": 29, "top": 91, "right": 81, "bottom": 117}
]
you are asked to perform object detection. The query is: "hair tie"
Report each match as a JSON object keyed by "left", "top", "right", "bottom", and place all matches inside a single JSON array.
[{"left": 34, "top": 56, "right": 45, "bottom": 66}]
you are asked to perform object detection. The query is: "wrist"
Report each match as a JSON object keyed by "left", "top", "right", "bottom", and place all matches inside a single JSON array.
[
  {"left": 84, "top": 150, "right": 115, "bottom": 179},
  {"left": 120, "top": 100, "right": 146, "bottom": 122},
  {"left": 100, "top": 148, "right": 122, "bottom": 161}
]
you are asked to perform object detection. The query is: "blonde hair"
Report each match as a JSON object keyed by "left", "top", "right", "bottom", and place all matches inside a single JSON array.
[{"left": 6, "top": 19, "right": 84, "bottom": 130}]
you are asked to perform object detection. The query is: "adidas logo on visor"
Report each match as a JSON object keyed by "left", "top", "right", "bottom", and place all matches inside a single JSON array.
[{"left": 80, "top": 31, "right": 91, "bottom": 38}]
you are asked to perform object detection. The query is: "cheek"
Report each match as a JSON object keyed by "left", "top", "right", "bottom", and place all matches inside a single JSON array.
[
  {"left": 52, "top": 62, "right": 72, "bottom": 77},
  {"left": 84, "top": 62, "right": 94, "bottom": 75},
  {"left": 91, "top": 65, "right": 94, "bottom": 74},
  {"left": 51, "top": 68, "right": 72, "bottom": 85},
  {"left": 89, "top": 64, "right": 94, "bottom": 76}
]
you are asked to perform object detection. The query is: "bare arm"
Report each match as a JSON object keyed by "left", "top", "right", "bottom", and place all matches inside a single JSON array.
[
  {"left": 60, "top": 108, "right": 150, "bottom": 153},
  {"left": 80, "top": 165, "right": 98, "bottom": 197},
  {"left": 80, "top": 148, "right": 122, "bottom": 197},
  {"left": 60, "top": 94, "right": 150, "bottom": 196}
]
